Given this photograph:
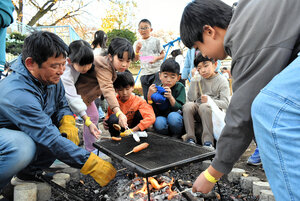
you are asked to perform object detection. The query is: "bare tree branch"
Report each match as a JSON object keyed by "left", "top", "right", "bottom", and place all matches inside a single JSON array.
[
  {"left": 27, "top": 0, "right": 57, "bottom": 26},
  {"left": 29, "top": 0, "right": 40, "bottom": 10}
]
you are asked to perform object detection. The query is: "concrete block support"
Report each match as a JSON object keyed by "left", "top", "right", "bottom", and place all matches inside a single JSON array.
[
  {"left": 36, "top": 182, "right": 51, "bottom": 201},
  {"left": 253, "top": 181, "right": 270, "bottom": 197},
  {"left": 227, "top": 168, "right": 246, "bottom": 183},
  {"left": 259, "top": 190, "right": 275, "bottom": 201},
  {"left": 14, "top": 183, "right": 37, "bottom": 201},
  {"left": 51, "top": 179, "right": 66, "bottom": 188},
  {"left": 199, "top": 160, "right": 212, "bottom": 171},
  {"left": 53, "top": 173, "right": 70, "bottom": 183},
  {"left": 240, "top": 176, "right": 260, "bottom": 192},
  {"left": 63, "top": 167, "right": 81, "bottom": 180}
]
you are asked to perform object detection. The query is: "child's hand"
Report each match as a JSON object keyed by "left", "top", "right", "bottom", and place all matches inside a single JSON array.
[
  {"left": 88, "top": 123, "right": 101, "bottom": 139},
  {"left": 191, "top": 68, "right": 197, "bottom": 77},
  {"left": 136, "top": 42, "right": 142, "bottom": 53},
  {"left": 103, "top": 119, "right": 109, "bottom": 130},
  {"left": 148, "top": 84, "right": 157, "bottom": 96},
  {"left": 163, "top": 87, "right": 173, "bottom": 99},
  {"left": 201, "top": 95, "right": 208, "bottom": 103},
  {"left": 149, "top": 56, "right": 158, "bottom": 64}
]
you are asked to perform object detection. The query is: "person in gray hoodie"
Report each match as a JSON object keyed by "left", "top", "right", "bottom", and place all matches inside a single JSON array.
[{"left": 180, "top": 0, "right": 300, "bottom": 200}]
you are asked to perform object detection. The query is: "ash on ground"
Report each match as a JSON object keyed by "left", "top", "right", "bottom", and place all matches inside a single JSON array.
[{"left": 49, "top": 160, "right": 259, "bottom": 201}]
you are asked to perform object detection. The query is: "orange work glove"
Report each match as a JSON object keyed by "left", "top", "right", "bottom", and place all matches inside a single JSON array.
[
  {"left": 59, "top": 115, "right": 80, "bottom": 145},
  {"left": 80, "top": 152, "right": 116, "bottom": 186}
]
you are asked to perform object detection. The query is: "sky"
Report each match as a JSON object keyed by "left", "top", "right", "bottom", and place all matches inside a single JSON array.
[
  {"left": 135, "top": 0, "right": 237, "bottom": 33},
  {"left": 89, "top": 0, "right": 237, "bottom": 34}
]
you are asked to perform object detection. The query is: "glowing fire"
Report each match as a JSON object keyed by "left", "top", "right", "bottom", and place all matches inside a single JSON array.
[{"left": 129, "top": 176, "right": 178, "bottom": 200}]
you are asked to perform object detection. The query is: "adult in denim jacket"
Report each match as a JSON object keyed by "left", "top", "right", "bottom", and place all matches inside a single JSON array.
[{"left": 0, "top": 31, "right": 116, "bottom": 191}]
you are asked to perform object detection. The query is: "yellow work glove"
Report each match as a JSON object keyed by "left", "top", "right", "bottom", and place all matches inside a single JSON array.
[
  {"left": 59, "top": 115, "right": 80, "bottom": 145},
  {"left": 80, "top": 152, "right": 116, "bottom": 186},
  {"left": 120, "top": 129, "right": 133, "bottom": 137}
]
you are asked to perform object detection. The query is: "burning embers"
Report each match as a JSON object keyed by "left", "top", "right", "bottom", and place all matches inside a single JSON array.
[{"left": 129, "top": 176, "right": 182, "bottom": 200}]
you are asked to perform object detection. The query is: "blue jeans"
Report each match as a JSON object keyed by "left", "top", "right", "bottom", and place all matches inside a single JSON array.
[
  {"left": 154, "top": 112, "right": 183, "bottom": 138},
  {"left": 0, "top": 128, "right": 36, "bottom": 189},
  {"left": 251, "top": 54, "right": 300, "bottom": 201}
]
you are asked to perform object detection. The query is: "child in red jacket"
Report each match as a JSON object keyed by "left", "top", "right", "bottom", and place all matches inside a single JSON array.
[{"left": 104, "top": 71, "right": 155, "bottom": 136}]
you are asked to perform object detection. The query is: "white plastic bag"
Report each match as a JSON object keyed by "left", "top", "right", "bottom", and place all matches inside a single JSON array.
[{"left": 206, "top": 96, "right": 225, "bottom": 141}]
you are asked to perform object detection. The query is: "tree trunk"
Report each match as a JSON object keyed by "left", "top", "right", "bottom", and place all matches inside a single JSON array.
[
  {"left": 15, "top": 0, "right": 23, "bottom": 23},
  {"left": 27, "top": 1, "right": 56, "bottom": 26}
]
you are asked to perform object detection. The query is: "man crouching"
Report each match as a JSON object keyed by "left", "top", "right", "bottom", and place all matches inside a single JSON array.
[{"left": 0, "top": 31, "right": 116, "bottom": 190}]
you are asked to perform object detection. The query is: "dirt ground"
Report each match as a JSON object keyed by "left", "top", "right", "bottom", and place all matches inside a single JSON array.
[{"left": 233, "top": 141, "right": 266, "bottom": 181}]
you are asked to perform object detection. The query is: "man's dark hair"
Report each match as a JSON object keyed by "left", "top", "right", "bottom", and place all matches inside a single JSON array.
[
  {"left": 22, "top": 31, "right": 68, "bottom": 67},
  {"left": 108, "top": 37, "right": 135, "bottom": 61},
  {"left": 113, "top": 71, "right": 134, "bottom": 89},
  {"left": 69, "top": 40, "right": 94, "bottom": 66},
  {"left": 138, "top": 19, "right": 152, "bottom": 27},
  {"left": 91, "top": 30, "right": 107, "bottom": 49},
  {"left": 180, "top": 0, "right": 232, "bottom": 48},
  {"left": 160, "top": 58, "right": 180, "bottom": 75},
  {"left": 194, "top": 53, "right": 215, "bottom": 67}
]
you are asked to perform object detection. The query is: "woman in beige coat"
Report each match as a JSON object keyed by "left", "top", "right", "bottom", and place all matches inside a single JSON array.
[{"left": 75, "top": 37, "right": 135, "bottom": 153}]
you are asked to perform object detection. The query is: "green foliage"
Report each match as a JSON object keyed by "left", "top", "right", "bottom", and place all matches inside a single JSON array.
[
  {"left": 6, "top": 32, "right": 26, "bottom": 56},
  {"left": 107, "top": 29, "right": 137, "bottom": 46}
]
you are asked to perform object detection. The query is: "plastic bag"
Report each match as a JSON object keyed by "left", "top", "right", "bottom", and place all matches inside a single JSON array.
[{"left": 206, "top": 96, "right": 225, "bottom": 140}]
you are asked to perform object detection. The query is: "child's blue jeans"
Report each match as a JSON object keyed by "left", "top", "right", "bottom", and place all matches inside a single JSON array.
[
  {"left": 252, "top": 53, "right": 300, "bottom": 201},
  {"left": 154, "top": 111, "right": 183, "bottom": 138}
]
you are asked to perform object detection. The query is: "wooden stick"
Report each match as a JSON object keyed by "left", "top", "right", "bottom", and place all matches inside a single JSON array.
[
  {"left": 177, "top": 188, "right": 192, "bottom": 195},
  {"left": 125, "top": 150, "right": 133, "bottom": 156},
  {"left": 100, "top": 136, "right": 112, "bottom": 139},
  {"left": 197, "top": 80, "right": 203, "bottom": 96},
  {"left": 117, "top": 168, "right": 127, "bottom": 172},
  {"left": 168, "top": 188, "right": 192, "bottom": 200}
]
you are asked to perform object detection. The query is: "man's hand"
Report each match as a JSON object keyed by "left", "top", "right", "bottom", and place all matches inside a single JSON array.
[
  {"left": 201, "top": 95, "right": 208, "bottom": 103},
  {"left": 80, "top": 152, "right": 116, "bottom": 187},
  {"left": 192, "top": 171, "right": 216, "bottom": 194},
  {"left": 88, "top": 123, "right": 101, "bottom": 139},
  {"left": 118, "top": 113, "right": 128, "bottom": 129},
  {"left": 59, "top": 115, "right": 80, "bottom": 145}
]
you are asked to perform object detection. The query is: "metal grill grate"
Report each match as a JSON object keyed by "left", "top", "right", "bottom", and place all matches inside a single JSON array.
[{"left": 94, "top": 132, "right": 215, "bottom": 177}]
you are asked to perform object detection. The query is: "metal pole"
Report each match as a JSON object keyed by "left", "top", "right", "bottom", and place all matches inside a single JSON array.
[
  {"left": 146, "top": 177, "right": 151, "bottom": 201},
  {"left": 163, "top": 44, "right": 172, "bottom": 61},
  {"left": 134, "top": 68, "right": 142, "bottom": 84}
]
